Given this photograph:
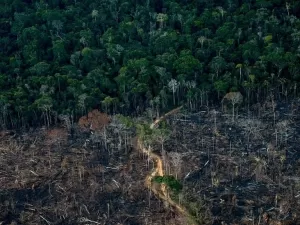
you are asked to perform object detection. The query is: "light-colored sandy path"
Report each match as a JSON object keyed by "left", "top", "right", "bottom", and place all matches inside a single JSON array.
[{"left": 137, "top": 106, "right": 197, "bottom": 224}]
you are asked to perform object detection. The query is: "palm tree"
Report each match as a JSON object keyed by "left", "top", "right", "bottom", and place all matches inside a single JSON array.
[{"left": 197, "top": 36, "right": 207, "bottom": 48}]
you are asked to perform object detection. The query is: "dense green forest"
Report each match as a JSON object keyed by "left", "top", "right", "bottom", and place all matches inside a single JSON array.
[{"left": 1, "top": 0, "right": 300, "bottom": 128}]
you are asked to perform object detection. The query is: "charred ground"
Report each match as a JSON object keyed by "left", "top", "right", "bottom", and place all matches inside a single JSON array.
[{"left": 1, "top": 99, "right": 300, "bottom": 224}]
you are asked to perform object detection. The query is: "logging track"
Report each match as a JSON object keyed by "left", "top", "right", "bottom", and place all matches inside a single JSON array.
[{"left": 137, "top": 106, "right": 197, "bottom": 224}]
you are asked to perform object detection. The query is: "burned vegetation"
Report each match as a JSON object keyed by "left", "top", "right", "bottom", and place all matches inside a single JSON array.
[
  {"left": 1, "top": 99, "right": 300, "bottom": 225},
  {"left": 159, "top": 99, "right": 300, "bottom": 224},
  {"left": 0, "top": 112, "right": 182, "bottom": 225}
]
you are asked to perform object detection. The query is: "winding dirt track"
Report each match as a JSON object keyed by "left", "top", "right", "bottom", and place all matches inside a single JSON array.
[{"left": 137, "top": 106, "right": 197, "bottom": 225}]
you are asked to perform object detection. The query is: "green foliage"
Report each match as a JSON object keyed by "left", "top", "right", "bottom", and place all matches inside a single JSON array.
[
  {"left": 33, "top": 95, "right": 53, "bottom": 111},
  {"left": 0, "top": 0, "right": 300, "bottom": 128},
  {"left": 173, "top": 50, "right": 202, "bottom": 78},
  {"left": 135, "top": 122, "right": 149, "bottom": 135},
  {"left": 152, "top": 175, "right": 183, "bottom": 193},
  {"left": 116, "top": 114, "right": 134, "bottom": 128},
  {"left": 29, "top": 62, "right": 51, "bottom": 76},
  {"left": 214, "top": 80, "right": 229, "bottom": 94},
  {"left": 264, "top": 35, "right": 273, "bottom": 43}
]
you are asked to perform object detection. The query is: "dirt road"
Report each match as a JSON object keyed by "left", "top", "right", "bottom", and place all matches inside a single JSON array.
[{"left": 137, "top": 106, "right": 197, "bottom": 224}]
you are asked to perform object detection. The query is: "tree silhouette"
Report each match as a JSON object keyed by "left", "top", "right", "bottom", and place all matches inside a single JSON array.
[{"left": 222, "top": 92, "right": 243, "bottom": 122}]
